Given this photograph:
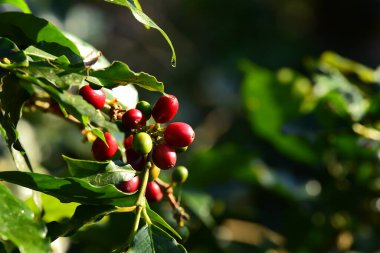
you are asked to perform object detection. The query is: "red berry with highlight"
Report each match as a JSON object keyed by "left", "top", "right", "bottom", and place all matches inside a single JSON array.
[
  {"left": 122, "top": 109, "right": 146, "bottom": 129},
  {"left": 117, "top": 176, "right": 140, "bottom": 193},
  {"left": 164, "top": 122, "right": 195, "bottom": 147},
  {"left": 79, "top": 84, "right": 106, "bottom": 109},
  {"left": 152, "top": 94, "right": 179, "bottom": 123},
  {"left": 145, "top": 181, "right": 163, "bottom": 203},
  {"left": 152, "top": 143, "right": 177, "bottom": 170},
  {"left": 92, "top": 132, "right": 118, "bottom": 161}
]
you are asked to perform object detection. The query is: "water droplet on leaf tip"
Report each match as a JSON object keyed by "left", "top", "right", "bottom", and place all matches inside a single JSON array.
[{"left": 171, "top": 59, "right": 176, "bottom": 67}]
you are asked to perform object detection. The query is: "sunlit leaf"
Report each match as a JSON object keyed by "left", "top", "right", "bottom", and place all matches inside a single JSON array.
[
  {"left": 0, "top": 0, "right": 31, "bottom": 13},
  {"left": 0, "top": 171, "right": 138, "bottom": 206},
  {"left": 0, "top": 183, "right": 49, "bottom": 253},
  {"left": 90, "top": 61, "right": 164, "bottom": 93}
]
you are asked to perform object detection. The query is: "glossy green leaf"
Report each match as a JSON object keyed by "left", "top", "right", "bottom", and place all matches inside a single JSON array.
[
  {"left": 63, "top": 155, "right": 110, "bottom": 177},
  {"left": 127, "top": 224, "right": 186, "bottom": 253},
  {"left": 0, "top": 37, "right": 28, "bottom": 68},
  {"left": 103, "top": 0, "right": 176, "bottom": 66},
  {"left": 146, "top": 207, "right": 181, "bottom": 240},
  {"left": 0, "top": 12, "right": 82, "bottom": 63},
  {"left": 63, "top": 156, "right": 135, "bottom": 182},
  {"left": 85, "top": 161, "right": 135, "bottom": 186},
  {"left": 0, "top": 183, "right": 49, "bottom": 253},
  {"left": 90, "top": 61, "right": 164, "bottom": 93},
  {"left": 240, "top": 61, "right": 317, "bottom": 164},
  {"left": 47, "top": 204, "right": 116, "bottom": 240},
  {"left": 0, "top": 0, "right": 31, "bottom": 13},
  {"left": 24, "top": 46, "right": 57, "bottom": 60},
  {"left": 0, "top": 171, "right": 138, "bottom": 206}
]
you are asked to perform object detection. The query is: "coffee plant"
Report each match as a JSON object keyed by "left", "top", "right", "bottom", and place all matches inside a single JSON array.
[{"left": 0, "top": 0, "right": 193, "bottom": 252}]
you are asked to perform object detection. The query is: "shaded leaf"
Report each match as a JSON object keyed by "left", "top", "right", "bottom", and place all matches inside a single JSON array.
[
  {"left": 0, "top": 183, "right": 49, "bottom": 253},
  {"left": 47, "top": 204, "right": 116, "bottom": 240},
  {"left": 127, "top": 224, "right": 186, "bottom": 253},
  {"left": 0, "top": 76, "right": 33, "bottom": 171},
  {"left": 90, "top": 61, "right": 164, "bottom": 93},
  {"left": 0, "top": 171, "right": 138, "bottom": 206},
  {"left": 0, "top": 37, "right": 28, "bottom": 68},
  {"left": 103, "top": 0, "right": 176, "bottom": 66},
  {"left": 182, "top": 190, "right": 215, "bottom": 228},
  {"left": 146, "top": 207, "right": 181, "bottom": 240}
]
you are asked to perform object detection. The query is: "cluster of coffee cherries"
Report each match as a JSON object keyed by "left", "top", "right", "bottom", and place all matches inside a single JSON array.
[{"left": 79, "top": 84, "right": 194, "bottom": 205}]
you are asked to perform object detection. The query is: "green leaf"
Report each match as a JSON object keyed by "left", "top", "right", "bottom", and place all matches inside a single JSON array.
[
  {"left": 0, "top": 12, "right": 82, "bottom": 63},
  {"left": 0, "top": 171, "right": 138, "bottom": 206},
  {"left": 63, "top": 155, "right": 110, "bottom": 178},
  {"left": 24, "top": 45, "right": 58, "bottom": 60},
  {"left": 127, "top": 224, "right": 186, "bottom": 253},
  {"left": 47, "top": 204, "right": 116, "bottom": 240},
  {"left": 314, "top": 72, "right": 369, "bottom": 121},
  {"left": 90, "top": 61, "right": 164, "bottom": 93},
  {"left": 103, "top": 0, "right": 176, "bottom": 66},
  {"left": 85, "top": 161, "right": 135, "bottom": 186},
  {"left": 146, "top": 207, "right": 181, "bottom": 240},
  {"left": 0, "top": 0, "right": 31, "bottom": 13},
  {"left": 63, "top": 156, "right": 135, "bottom": 183},
  {"left": 0, "top": 75, "right": 33, "bottom": 171},
  {"left": 0, "top": 183, "right": 49, "bottom": 253},
  {"left": 0, "top": 37, "right": 28, "bottom": 68},
  {"left": 182, "top": 190, "right": 215, "bottom": 228},
  {"left": 240, "top": 61, "right": 317, "bottom": 164}
]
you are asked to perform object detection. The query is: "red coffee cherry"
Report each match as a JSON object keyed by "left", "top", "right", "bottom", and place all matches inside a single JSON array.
[
  {"left": 152, "top": 94, "right": 179, "bottom": 123},
  {"left": 92, "top": 132, "right": 118, "bottom": 161},
  {"left": 126, "top": 149, "right": 145, "bottom": 171},
  {"left": 152, "top": 143, "right": 177, "bottom": 170},
  {"left": 123, "top": 134, "right": 134, "bottom": 150},
  {"left": 117, "top": 176, "right": 140, "bottom": 193},
  {"left": 164, "top": 122, "right": 195, "bottom": 147},
  {"left": 145, "top": 181, "right": 163, "bottom": 203},
  {"left": 79, "top": 84, "right": 106, "bottom": 109},
  {"left": 122, "top": 109, "right": 146, "bottom": 130}
]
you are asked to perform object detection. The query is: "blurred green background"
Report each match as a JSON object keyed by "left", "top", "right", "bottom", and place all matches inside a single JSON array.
[{"left": 3, "top": 0, "right": 380, "bottom": 252}]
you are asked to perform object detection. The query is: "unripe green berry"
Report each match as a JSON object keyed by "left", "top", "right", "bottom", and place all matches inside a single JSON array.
[
  {"left": 132, "top": 132, "right": 152, "bottom": 154},
  {"left": 172, "top": 166, "right": 188, "bottom": 184},
  {"left": 136, "top": 100, "right": 152, "bottom": 119}
]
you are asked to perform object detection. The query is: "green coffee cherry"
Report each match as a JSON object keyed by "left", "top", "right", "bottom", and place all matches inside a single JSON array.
[
  {"left": 132, "top": 132, "right": 152, "bottom": 154},
  {"left": 172, "top": 166, "right": 188, "bottom": 184},
  {"left": 136, "top": 100, "right": 152, "bottom": 120}
]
